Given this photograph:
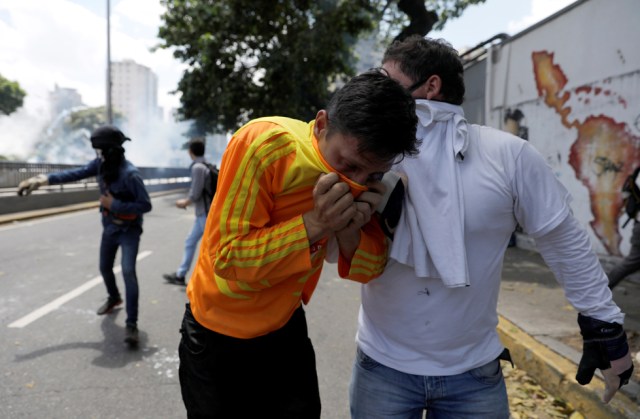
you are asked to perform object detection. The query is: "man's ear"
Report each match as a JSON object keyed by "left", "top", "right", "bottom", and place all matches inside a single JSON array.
[
  {"left": 314, "top": 109, "right": 328, "bottom": 139},
  {"left": 422, "top": 75, "right": 443, "bottom": 100}
]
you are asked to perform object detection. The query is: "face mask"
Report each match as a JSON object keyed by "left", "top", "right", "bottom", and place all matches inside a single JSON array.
[
  {"left": 314, "top": 145, "right": 368, "bottom": 198},
  {"left": 333, "top": 171, "right": 368, "bottom": 199},
  {"left": 312, "top": 120, "right": 373, "bottom": 198}
]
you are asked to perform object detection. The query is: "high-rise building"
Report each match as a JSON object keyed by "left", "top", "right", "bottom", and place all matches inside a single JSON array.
[
  {"left": 111, "top": 59, "right": 162, "bottom": 136},
  {"left": 49, "top": 84, "right": 83, "bottom": 118}
]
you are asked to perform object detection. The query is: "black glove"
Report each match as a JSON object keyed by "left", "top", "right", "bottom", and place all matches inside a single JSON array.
[
  {"left": 375, "top": 171, "right": 406, "bottom": 239},
  {"left": 576, "top": 313, "right": 634, "bottom": 403}
]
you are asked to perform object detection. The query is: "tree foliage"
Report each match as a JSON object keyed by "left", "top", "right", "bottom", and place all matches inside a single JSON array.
[
  {"left": 66, "top": 106, "right": 125, "bottom": 132},
  {"left": 67, "top": 106, "right": 108, "bottom": 132},
  {"left": 0, "top": 73, "right": 26, "bottom": 116},
  {"left": 157, "top": 0, "right": 485, "bottom": 134}
]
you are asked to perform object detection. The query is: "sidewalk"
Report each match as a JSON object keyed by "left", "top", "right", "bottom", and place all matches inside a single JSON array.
[{"left": 499, "top": 237, "right": 640, "bottom": 418}]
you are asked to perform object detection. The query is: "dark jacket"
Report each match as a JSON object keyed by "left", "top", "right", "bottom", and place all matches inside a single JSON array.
[{"left": 47, "top": 158, "right": 152, "bottom": 231}]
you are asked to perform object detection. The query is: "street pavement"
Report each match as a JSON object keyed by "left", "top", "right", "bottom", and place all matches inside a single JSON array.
[
  {"left": 1, "top": 191, "right": 639, "bottom": 418},
  {"left": 500, "top": 239, "right": 640, "bottom": 417},
  {"left": 0, "top": 191, "right": 362, "bottom": 419}
]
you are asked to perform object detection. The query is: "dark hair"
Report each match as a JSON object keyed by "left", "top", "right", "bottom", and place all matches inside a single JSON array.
[
  {"left": 326, "top": 70, "right": 419, "bottom": 162},
  {"left": 383, "top": 36, "right": 465, "bottom": 105},
  {"left": 189, "top": 138, "right": 205, "bottom": 157}
]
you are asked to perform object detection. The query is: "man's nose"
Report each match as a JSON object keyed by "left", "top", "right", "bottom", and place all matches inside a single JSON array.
[{"left": 351, "top": 173, "right": 369, "bottom": 185}]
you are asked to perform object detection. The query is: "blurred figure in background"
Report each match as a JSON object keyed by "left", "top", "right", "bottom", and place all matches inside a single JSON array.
[
  {"left": 163, "top": 138, "right": 218, "bottom": 286},
  {"left": 608, "top": 166, "right": 640, "bottom": 289}
]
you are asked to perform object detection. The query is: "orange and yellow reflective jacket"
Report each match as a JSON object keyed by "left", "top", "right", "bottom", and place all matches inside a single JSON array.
[{"left": 186, "top": 117, "right": 388, "bottom": 338}]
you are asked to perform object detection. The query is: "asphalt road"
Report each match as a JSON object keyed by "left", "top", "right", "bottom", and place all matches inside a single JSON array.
[{"left": 0, "top": 192, "right": 361, "bottom": 419}]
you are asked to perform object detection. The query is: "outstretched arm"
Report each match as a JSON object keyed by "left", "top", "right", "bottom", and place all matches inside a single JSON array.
[{"left": 17, "top": 159, "right": 100, "bottom": 196}]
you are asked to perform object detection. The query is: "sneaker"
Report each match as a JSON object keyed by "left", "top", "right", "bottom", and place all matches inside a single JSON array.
[
  {"left": 124, "top": 324, "right": 139, "bottom": 346},
  {"left": 96, "top": 296, "right": 123, "bottom": 315},
  {"left": 163, "top": 273, "right": 186, "bottom": 286}
]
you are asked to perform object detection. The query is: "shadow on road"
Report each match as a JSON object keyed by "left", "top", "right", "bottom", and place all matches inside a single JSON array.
[{"left": 13, "top": 310, "right": 158, "bottom": 368}]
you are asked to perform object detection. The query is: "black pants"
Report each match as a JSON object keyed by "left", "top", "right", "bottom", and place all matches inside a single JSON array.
[{"left": 178, "top": 303, "right": 321, "bottom": 419}]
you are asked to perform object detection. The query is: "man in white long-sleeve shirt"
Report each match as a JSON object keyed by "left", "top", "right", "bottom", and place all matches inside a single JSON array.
[{"left": 349, "top": 36, "right": 634, "bottom": 418}]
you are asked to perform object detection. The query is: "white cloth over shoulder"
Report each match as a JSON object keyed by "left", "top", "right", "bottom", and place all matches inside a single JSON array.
[{"left": 389, "top": 100, "right": 470, "bottom": 287}]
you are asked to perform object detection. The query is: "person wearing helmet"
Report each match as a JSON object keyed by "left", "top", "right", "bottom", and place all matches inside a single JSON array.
[{"left": 17, "top": 125, "right": 152, "bottom": 347}]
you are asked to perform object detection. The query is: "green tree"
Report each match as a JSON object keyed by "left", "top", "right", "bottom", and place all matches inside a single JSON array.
[
  {"left": 66, "top": 106, "right": 125, "bottom": 132},
  {"left": 0, "top": 73, "right": 27, "bottom": 116},
  {"left": 157, "top": 0, "right": 485, "bottom": 134}
]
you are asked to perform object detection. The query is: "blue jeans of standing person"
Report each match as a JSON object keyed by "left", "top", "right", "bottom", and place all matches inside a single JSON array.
[
  {"left": 176, "top": 214, "right": 207, "bottom": 279},
  {"left": 350, "top": 347, "right": 509, "bottom": 419},
  {"left": 99, "top": 225, "right": 142, "bottom": 326}
]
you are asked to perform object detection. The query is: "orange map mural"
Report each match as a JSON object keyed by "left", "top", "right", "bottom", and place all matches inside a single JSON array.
[{"left": 532, "top": 51, "right": 640, "bottom": 255}]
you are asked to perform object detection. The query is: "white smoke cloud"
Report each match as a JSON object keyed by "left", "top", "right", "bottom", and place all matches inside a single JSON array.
[
  {"left": 4, "top": 0, "right": 575, "bottom": 164},
  {"left": 125, "top": 118, "right": 192, "bottom": 168},
  {"left": 0, "top": 0, "right": 191, "bottom": 164}
]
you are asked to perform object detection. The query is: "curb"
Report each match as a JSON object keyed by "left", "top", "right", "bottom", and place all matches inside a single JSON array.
[
  {"left": 497, "top": 315, "right": 639, "bottom": 418},
  {"left": 0, "top": 189, "right": 185, "bottom": 225}
]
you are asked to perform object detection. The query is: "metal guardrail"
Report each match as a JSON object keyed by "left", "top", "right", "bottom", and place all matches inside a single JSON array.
[
  {"left": 0, "top": 161, "right": 191, "bottom": 215},
  {"left": 0, "top": 161, "right": 190, "bottom": 189}
]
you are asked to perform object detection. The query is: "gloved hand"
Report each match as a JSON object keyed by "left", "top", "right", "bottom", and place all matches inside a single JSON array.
[
  {"left": 375, "top": 171, "right": 407, "bottom": 239},
  {"left": 17, "top": 174, "right": 48, "bottom": 196},
  {"left": 576, "top": 313, "right": 634, "bottom": 403}
]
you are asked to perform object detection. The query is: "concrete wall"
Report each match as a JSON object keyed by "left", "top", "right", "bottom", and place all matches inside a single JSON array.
[{"left": 471, "top": 0, "right": 640, "bottom": 256}]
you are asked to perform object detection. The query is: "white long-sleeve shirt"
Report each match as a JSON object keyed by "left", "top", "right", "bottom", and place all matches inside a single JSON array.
[{"left": 356, "top": 121, "right": 623, "bottom": 376}]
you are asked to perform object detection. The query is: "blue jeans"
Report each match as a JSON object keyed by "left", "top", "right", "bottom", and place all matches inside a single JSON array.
[
  {"left": 350, "top": 347, "right": 509, "bottom": 419},
  {"left": 99, "top": 225, "right": 142, "bottom": 326},
  {"left": 176, "top": 214, "right": 206, "bottom": 278}
]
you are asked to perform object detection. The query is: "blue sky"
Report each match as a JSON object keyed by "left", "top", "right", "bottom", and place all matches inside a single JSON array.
[{"left": 0, "top": 0, "right": 576, "bottom": 157}]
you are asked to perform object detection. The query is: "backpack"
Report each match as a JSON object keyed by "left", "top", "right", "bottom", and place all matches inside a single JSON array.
[
  {"left": 622, "top": 167, "right": 640, "bottom": 227},
  {"left": 200, "top": 162, "right": 219, "bottom": 214}
]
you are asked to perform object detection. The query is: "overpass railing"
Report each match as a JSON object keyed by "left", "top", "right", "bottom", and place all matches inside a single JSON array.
[{"left": 0, "top": 161, "right": 191, "bottom": 216}]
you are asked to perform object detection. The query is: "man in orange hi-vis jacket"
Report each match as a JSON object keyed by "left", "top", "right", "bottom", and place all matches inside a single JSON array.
[{"left": 177, "top": 70, "right": 420, "bottom": 418}]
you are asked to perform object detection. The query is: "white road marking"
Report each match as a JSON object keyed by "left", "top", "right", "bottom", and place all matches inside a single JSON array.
[{"left": 8, "top": 250, "right": 153, "bottom": 328}]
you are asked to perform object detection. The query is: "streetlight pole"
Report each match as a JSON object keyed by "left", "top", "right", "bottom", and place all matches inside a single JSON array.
[{"left": 106, "top": 0, "right": 113, "bottom": 124}]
